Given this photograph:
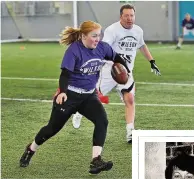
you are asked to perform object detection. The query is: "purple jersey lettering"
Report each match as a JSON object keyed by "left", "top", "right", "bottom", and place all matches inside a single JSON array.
[{"left": 61, "top": 41, "right": 116, "bottom": 90}]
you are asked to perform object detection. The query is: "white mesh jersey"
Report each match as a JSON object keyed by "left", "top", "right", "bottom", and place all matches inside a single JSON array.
[{"left": 102, "top": 21, "right": 145, "bottom": 71}]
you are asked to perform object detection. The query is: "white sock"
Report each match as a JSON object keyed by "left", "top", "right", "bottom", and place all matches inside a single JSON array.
[
  {"left": 177, "top": 43, "right": 181, "bottom": 47},
  {"left": 30, "top": 141, "right": 39, "bottom": 151},
  {"left": 92, "top": 146, "right": 102, "bottom": 159},
  {"left": 126, "top": 123, "right": 134, "bottom": 130}
]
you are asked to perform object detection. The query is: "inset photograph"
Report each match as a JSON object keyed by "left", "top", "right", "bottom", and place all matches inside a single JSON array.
[
  {"left": 132, "top": 130, "right": 194, "bottom": 179},
  {"left": 165, "top": 142, "right": 194, "bottom": 179}
]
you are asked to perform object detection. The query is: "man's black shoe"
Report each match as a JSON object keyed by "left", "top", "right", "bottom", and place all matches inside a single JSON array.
[
  {"left": 175, "top": 46, "right": 181, "bottom": 50},
  {"left": 128, "top": 139, "right": 132, "bottom": 144}
]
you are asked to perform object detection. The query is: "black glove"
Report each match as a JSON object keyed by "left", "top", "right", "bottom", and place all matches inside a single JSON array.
[
  {"left": 150, "top": 60, "right": 161, "bottom": 76},
  {"left": 114, "top": 53, "right": 130, "bottom": 73}
]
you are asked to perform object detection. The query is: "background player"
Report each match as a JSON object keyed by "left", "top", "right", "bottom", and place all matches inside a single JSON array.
[{"left": 176, "top": 13, "right": 194, "bottom": 49}]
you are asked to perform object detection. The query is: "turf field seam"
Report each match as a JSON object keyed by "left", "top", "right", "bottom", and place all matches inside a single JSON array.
[
  {"left": 1, "top": 97, "right": 194, "bottom": 107},
  {"left": 2, "top": 77, "right": 194, "bottom": 86}
]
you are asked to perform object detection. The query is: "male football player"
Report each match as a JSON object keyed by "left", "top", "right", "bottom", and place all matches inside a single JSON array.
[
  {"left": 72, "top": 4, "right": 161, "bottom": 143},
  {"left": 176, "top": 13, "right": 194, "bottom": 49}
]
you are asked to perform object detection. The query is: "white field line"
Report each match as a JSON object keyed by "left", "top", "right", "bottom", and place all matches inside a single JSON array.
[
  {"left": 136, "top": 82, "right": 194, "bottom": 86},
  {"left": 1, "top": 77, "right": 194, "bottom": 86},
  {"left": 1, "top": 77, "right": 58, "bottom": 81},
  {"left": 149, "top": 45, "right": 194, "bottom": 50},
  {"left": 149, "top": 46, "right": 176, "bottom": 50},
  {"left": 1, "top": 97, "right": 194, "bottom": 107}
]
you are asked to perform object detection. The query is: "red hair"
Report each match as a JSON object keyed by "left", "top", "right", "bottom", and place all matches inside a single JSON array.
[{"left": 60, "top": 21, "right": 101, "bottom": 45}]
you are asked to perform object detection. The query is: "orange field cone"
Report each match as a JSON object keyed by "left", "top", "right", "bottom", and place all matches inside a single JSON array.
[{"left": 20, "top": 46, "right": 26, "bottom": 50}]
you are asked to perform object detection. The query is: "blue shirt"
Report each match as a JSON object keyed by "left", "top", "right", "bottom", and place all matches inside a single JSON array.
[
  {"left": 182, "top": 18, "right": 194, "bottom": 30},
  {"left": 61, "top": 41, "right": 116, "bottom": 90}
]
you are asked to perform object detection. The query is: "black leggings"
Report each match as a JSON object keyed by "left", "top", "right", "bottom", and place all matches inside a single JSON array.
[{"left": 35, "top": 90, "right": 108, "bottom": 147}]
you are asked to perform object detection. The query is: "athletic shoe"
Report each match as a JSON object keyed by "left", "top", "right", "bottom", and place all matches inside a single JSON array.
[
  {"left": 89, "top": 155, "right": 113, "bottom": 174},
  {"left": 20, "top": 143, "right": 35, "bottom": 167},
  {"left": 72, "top": 113, "right": 83, "bottom": 129},
  {"left": 175, "top": 46, "right": 181, "bottom": 50}
]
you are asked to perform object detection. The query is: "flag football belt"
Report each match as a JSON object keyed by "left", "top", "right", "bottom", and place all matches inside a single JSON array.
[{"left": 68, "top": 85, "right": 95, "bottom": 94}]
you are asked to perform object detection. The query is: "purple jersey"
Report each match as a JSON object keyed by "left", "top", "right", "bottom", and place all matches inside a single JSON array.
[
  {"left": 182, "top": 18, "right": 194, "bottom": 30},
  {"left": 61, "top": 41, "right": 116, "bottom": 90}
]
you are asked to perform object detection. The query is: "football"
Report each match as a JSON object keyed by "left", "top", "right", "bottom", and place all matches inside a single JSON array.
[{"left": 111, "top": 63, "right": 129, "bottom": 84}]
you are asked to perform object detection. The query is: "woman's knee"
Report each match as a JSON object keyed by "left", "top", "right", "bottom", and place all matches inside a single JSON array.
[
  {"left": 101, "top": 118, "right": 108, "bottom": 129},
  {"left": 95, "top": 112, "right": 108, "bottom": 128}
]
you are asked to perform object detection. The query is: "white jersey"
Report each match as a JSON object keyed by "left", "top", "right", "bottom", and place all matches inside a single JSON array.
[{"left": 102, "top": 21, "right": 145, "bottom": 71}]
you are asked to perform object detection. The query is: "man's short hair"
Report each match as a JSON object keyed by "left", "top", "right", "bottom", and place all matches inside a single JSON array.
[{"left": 120, "top": 4, "right": 135, "bottom": 15}]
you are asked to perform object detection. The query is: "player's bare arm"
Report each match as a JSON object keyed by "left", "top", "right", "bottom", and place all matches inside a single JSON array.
[{"left": 139, "top": 44, "right": 153, "bottom": 61}]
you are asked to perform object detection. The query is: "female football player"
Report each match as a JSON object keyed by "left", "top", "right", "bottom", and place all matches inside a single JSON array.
[{"left": 19, "top": 20, "right": 129, "bottom": 174}]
